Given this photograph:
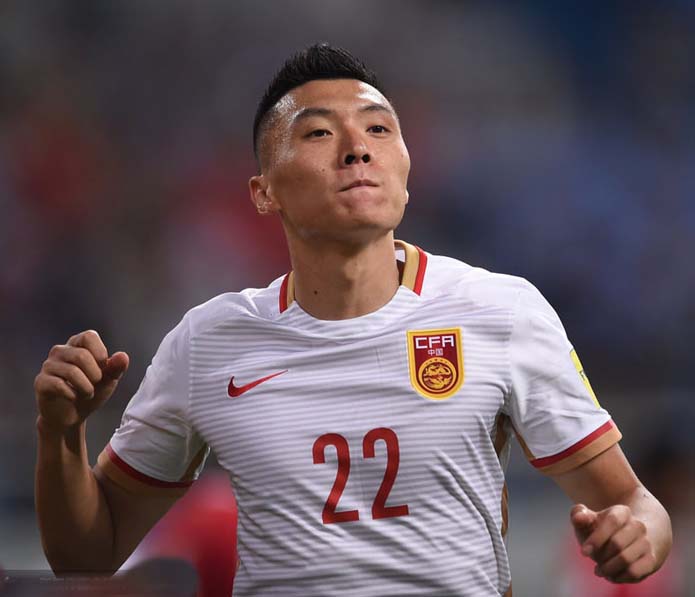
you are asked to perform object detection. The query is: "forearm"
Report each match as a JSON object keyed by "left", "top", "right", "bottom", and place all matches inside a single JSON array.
[
  {"left": 556, "top": 444, "right": 673, "bottom": 582},
  {"left": 35, "top": 417, "right": 116, "bottom": 574}
]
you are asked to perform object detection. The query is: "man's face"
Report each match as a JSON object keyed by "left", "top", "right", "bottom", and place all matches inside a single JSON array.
[{"left": 250, "top": 79, "right": 411, "bottom": 246}]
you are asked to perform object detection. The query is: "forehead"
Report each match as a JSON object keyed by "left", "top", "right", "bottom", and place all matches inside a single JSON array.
[{"left": 274, "top": 79, "right": 393, "bottom": 123}]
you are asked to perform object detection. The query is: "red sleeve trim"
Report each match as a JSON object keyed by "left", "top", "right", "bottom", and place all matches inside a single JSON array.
[
  {"left": 413, "top": 246, "right": 427, "bottom": 295},
  {"left": 530, "top": 420, "right": 616, "bottom": 469},
  {"left": 105, "top": 443, "right": 192, "bottom": 489}
]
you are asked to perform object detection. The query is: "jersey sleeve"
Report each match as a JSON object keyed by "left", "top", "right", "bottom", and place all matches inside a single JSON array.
[
  {"left": 506, "top": 281, "right": 621, "bottom": 475},
  {"left": 96, "top": 316, "right": 209, "bottom": 495}
]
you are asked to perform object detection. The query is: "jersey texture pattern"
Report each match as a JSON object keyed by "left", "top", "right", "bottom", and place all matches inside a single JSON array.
[{"left": 98, "top": 240, "right": 620, "bottom": 596}]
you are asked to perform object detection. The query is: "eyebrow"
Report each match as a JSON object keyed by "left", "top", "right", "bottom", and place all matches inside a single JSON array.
[{"left": 292, "top": 103, "right": 397, "bottom": 125}]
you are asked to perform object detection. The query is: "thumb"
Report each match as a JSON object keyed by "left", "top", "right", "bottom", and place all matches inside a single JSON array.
[
  {"left": 103, "top": 351, "right": 130, "bottom": 380},
  {"left": 570, "top": 504, "right": 597, "bottom": 541},
  {"left": 93, "top": 351, "right": 130, "bottom": 403}
]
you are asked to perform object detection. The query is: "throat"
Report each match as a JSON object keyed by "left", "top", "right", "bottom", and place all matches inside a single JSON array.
[{"left": 291, "top": 239, "right": 401, "bottom": 320}]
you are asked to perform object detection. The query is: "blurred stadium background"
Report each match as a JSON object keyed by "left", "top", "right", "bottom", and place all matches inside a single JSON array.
[{"left": 1, "top": 1, "right": 693, "bottom": 595}]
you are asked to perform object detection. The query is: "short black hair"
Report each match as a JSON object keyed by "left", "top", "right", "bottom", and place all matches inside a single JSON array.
[{"left": 253, "top": 43, "right": 385, "bottom": 161}]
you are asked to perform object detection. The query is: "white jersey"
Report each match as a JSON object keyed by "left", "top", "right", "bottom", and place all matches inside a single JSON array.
[{"left": 98, "top": 240, "right": 621, "bottom": 596}]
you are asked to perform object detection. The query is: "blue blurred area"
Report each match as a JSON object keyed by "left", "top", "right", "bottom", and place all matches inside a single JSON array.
[{"left": 1, "top": 1, "right": 693, "bottom": 594}]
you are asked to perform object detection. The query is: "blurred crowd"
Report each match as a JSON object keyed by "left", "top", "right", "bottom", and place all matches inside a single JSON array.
[{"left": 0, "top": 1, "right": 693, "bottom": 592}]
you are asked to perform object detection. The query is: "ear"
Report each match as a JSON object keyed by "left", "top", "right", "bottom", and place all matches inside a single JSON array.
[{"left": 248, "top": 174, "right": 278, "bottom": 215}]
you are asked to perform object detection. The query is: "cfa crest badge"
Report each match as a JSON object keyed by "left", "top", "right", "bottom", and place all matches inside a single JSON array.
[{"left": 407, "top": 328, "right": 464, "bottom": 400}]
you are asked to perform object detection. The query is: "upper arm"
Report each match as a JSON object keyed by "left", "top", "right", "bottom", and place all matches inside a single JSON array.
[
  {"left": 550, "top": 443, "right": 642, "bottom": 510},
  {"left": 94, "top": 464, "right": 184, "bottom": 569},
  {"left": 93, "top": 316, "right": 208, "bottom": 569},
  {"left": 506, "top": 280, "right": 622, "bottom": 474}
]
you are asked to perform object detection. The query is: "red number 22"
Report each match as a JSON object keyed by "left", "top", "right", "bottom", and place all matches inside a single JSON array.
[{"left": 312, "top": 427, "right": 410, "bottom": 524}]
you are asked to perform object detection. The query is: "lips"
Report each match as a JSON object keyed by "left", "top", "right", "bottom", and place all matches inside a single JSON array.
[{"left": 339, "top": 179, "right": 378, "bottom": 192}]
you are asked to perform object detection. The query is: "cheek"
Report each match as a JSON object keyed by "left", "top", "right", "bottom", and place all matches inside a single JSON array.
[
  {"left": 283, "top": 164, "right": 327, "bottom": 193},
  {"left": 276, "top": 145, "right": 326, "bottom": 183},
  {"left": 393, "top": 145, "right": 411, "bottom": 188},
  {"left": 400, "top": 142, "right": 411, "bottom": 171},
  {"left": 270, "top": 161, "right": 331, "bottom": 213}
]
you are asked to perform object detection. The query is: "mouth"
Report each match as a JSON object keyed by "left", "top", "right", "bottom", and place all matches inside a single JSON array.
[{"left": 339, "top": 179, "right": 379, "bottom": 192}]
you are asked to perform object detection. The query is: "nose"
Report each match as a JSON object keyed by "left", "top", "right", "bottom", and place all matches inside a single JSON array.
[
  {"left": 344, "top": 153, "right": 371, "bottom": 165},
  {"left": 341, "top": 127, "right": 371, "bottom": 167}
]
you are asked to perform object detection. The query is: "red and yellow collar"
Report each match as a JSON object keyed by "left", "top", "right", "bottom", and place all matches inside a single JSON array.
[{"left": 279, "top": 240, "right": 427, "bottom": 313}]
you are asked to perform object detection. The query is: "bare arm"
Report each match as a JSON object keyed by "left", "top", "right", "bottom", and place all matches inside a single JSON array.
[
  {"left": 35, "top": 419, "right": 114, "bottom": 572},
  {"left": 34, "top": 330, "right": 179, "bottom": 574},
  {"left": 551, "top": 443, "right": 672, "bottom": 583}
]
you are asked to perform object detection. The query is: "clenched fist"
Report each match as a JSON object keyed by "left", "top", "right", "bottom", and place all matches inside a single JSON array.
[
  {"left": 34, "top": 330, "right": 129, "bottom": 432},
  {"left": 571, "top": 503, "right": 658, "bottom": 583}
]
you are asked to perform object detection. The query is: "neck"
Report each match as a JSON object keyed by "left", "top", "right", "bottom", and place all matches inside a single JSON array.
[{"left": 288, "top": 234, "right": 400, "bottom": 320}]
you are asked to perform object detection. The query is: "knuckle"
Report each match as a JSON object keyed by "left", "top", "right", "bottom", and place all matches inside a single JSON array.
[
  {"left": 606, "top": 535, "right": 623, "bottom": 553},
  {"left": 84, "top": 336, "right": 106, "bottom": 361},
  {"left": 84, "top": 329, "right": 103, "bottom": 348},
  {"left": 73, "top": 348, "right": 92, "bottom": 368},
  {"left": 34, "top": 372, "right": 45, "bottom": 391},
  {"left": 63, "top": 379, "right": 79, "bottom": 396},
  {"left": 51, "top": 377, "right": 67, "bottom": 392},
  {"left": 48, "top": 344, "right": 63, "bottom": 358},
  {"left": 72, "top": 348, "right": 87, "bottom": 364},
  {"left": 55, "top": 382, "right": 76, "bottom": 400},
  {"left": 617, "top": 505, "right": 631, "bottom": 519},
  {"left": 606, "top": 507, "right": 628, "bottom": 525},
  {"left": 69, "top": 382, "right": 89, "bottom": 399},
  {"left": 643, "top": 550, "right": 656, "bottom": 570},
  {"left": 69, "top": 367, "right": 90, "bottom": 387},
  {"left": 84, "top": 330, "right": 103, "bottom": 350},
  {"left": 614, "top": 551, "right": 630, "bottom": 568}
]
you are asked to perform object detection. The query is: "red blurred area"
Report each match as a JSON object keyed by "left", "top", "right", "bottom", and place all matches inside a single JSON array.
[
  {"left": 557, "top": 532, "right": 684, "bottom": 597},
  {"left": 136, "top": 471, "right": 238, "bottom": 597}
]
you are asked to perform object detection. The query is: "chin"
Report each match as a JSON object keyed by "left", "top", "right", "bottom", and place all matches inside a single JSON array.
[
  {"left": 320, "top": 214, "right": 404, "bottom": 246},
  {"left": 289, "top": 200, "right": 406, "bottom": 245}
]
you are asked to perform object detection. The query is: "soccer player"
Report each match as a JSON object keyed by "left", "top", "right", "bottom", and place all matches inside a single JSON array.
[{"left": 34, "top": 44, "right": 672, "bottom": 596}]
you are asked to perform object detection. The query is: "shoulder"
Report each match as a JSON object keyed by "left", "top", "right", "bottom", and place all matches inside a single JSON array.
[
  {"left": 421, "top": 251, "right": 543, "bottom": 313},
  {"left": 171, "top": 276, "right": 285, "bottom": 343}
]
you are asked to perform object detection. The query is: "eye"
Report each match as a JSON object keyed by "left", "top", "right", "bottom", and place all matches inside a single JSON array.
[
  {"left": 306, "top": 129, "right": 331, "bottom": 138},
  {"left": 368, "top": 125, "right": 390, "bottom": 134}
]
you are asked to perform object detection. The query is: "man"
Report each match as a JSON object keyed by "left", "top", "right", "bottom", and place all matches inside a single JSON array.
[{"left": 35, "top": 44, "right": 671, "bottom": 596}]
